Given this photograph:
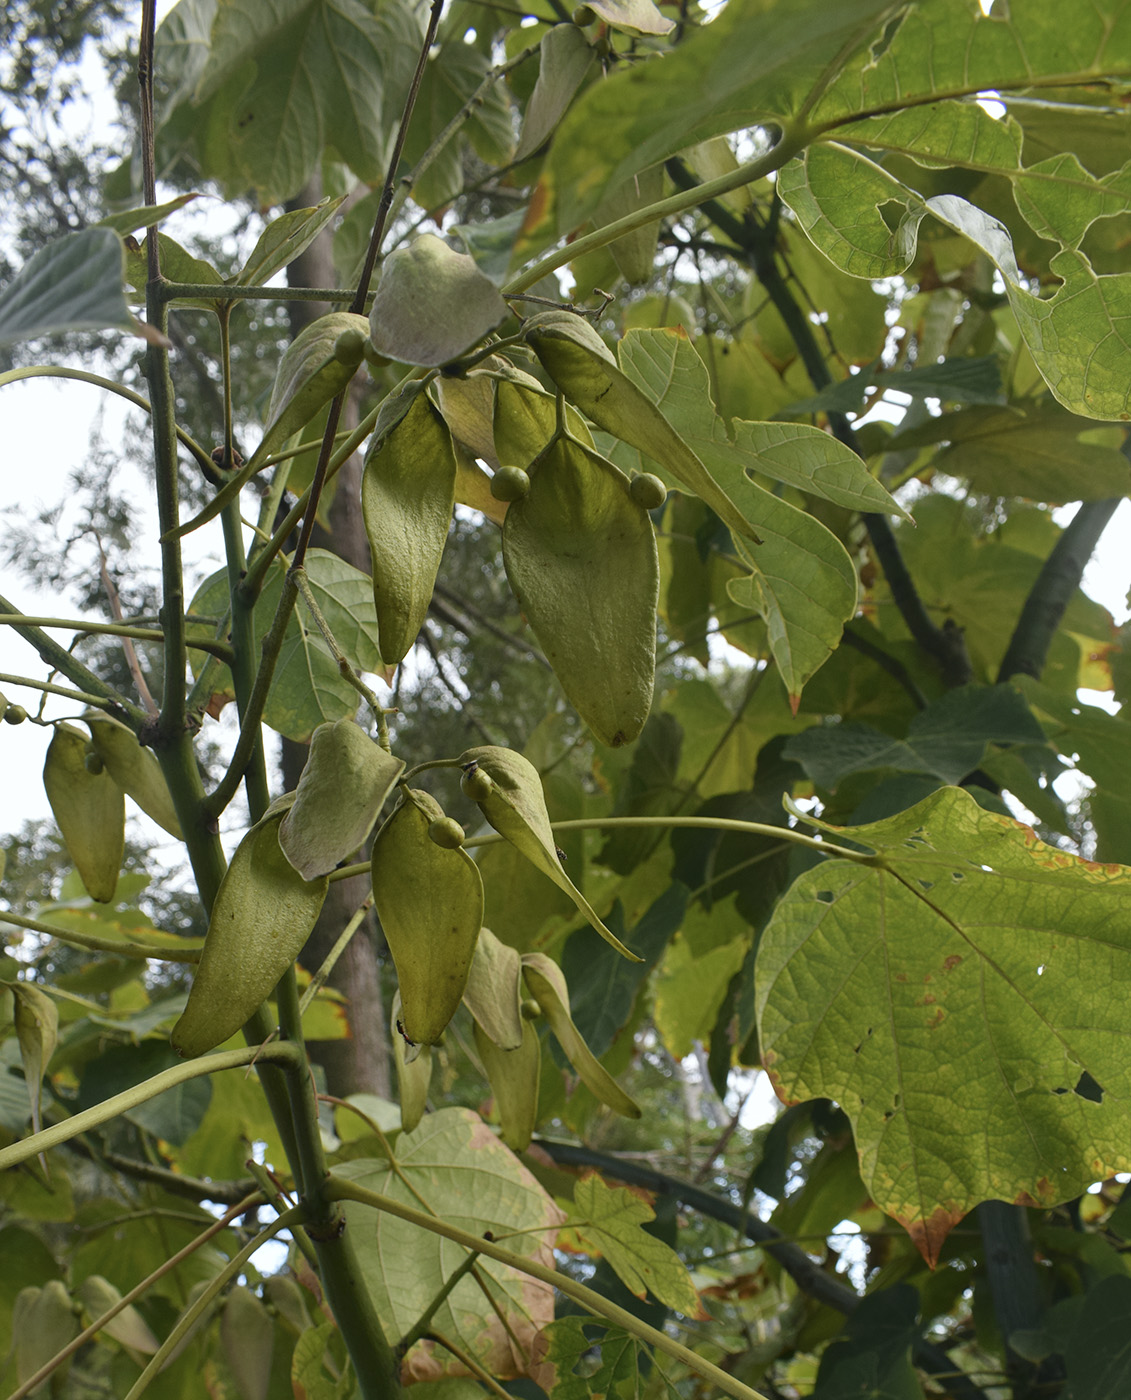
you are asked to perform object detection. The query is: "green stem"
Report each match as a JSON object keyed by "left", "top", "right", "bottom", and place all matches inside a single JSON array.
[
  {"left": 0, "top": 671, "right": 112, "bottom": 706},
  {"left": 502, "top": 131, "right": 806, "bottom": 296},
  {"left": 298, "top": 898, "right": 373, "bottom": 1017},
  {"left": 0, "top": 907, "right": 202, "bottom": 962},
  {"left": 122, "top": 1205, "right": 307, "bottom": 1400},
  {"left": 279, "top": 966, "right": 404, "bottom": 1398},
  {"left": 0, "top": 593, "right": 143, "bottom": 721},
  {"left": 425, "top": 1331, "right": 512, "bottom": 1400},
  {"left": 0, "top": 1043, "right": 302, "bottom": 1172},
  {"left": 0, "top": 615, "right": 232, "bottom": 663},
  {"left": 159, "top": 282, "right": 365, "bottom": 304},
  {"left": 5, "top": 1192, "right": 265, "bottom": 1400},
  {"left": 0, "top": 365, "right": 215, "bottom": 475},
  {"left": 203, "top": 570, "right": 298, "bottom": 823},
  {"left": 326, "top": 1176, "right": 769, "bottom": 1400},
  {"left": 997, "top": 496, "right": 1122, "bottom": 683},
  {"left": 396, "top": 1253, "right": 481, "bottom": 1357},
  {"left": 293, "top": 566, "right": 387, "bottom": 724}
]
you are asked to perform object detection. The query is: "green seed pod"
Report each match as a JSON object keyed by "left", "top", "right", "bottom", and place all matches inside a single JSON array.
[
  {"left": 43, "top": 723, "right": 125, "bottom": 903},
  {"left": 4, "top": 704, "right": 28, "bottom": 725},
  {"left": 522, "top": 952, "right": 640, "bottom": 1118},
  {"left": 458, "top": 745, "right": 639, "bottom": 960},
  {"left": 475, "top": 1018, "right": 541, "bottom": 1151},
  {"left": 171, "top": 813, "right": 329, "bottom": 1058},
  {"left": 85, "top": 714, "right": 183, "bottom": 838},
  {"left": 630, "top": 472, "right": 668, "bottom": 510},
  {"left": 428, "top": 815, "right": 466, "bottom": 850},
  {"left": 490, "top": 465, "right": 531, "bottom": 502},
  {"left": 462, "top": 927, "right": 524, "bottom": 1050},
  {"left": 371, "top": 788, "right": 484, "bottom": 1046},
  {"left": 392, "top": 992, "right": 433, "bottom": 1131},
  {"left": 362, "top": 393, "right": 457, "bottom": 667},
  {"left": 502, "top": 435, "right": 658, "bottom": 748},
  {"left": 460, "top": 763, "right": 495, "bottom": 803}
]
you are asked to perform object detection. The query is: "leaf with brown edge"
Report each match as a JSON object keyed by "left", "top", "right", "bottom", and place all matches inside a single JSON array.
[{"left": 757, "top": 786, "right": 1131, "bottom": 1265}]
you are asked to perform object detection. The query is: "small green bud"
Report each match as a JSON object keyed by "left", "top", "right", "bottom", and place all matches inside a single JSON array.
[
  {"left": 630, "top": 472, "right": 667, "bottom": 510},
  {"left": 428, "top": 816, "right": 466, "bottom": 850},
  {"left": 490, "top": 466, "right": 531, "bottom": 503},
  {"left": 460, "top": 763, "right": 495, "bottom": 803}
]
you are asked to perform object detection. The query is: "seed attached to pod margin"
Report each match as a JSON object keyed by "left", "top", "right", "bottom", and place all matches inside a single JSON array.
[
  {"left": 460, "top": 762, "right": 495, "bottom": 803},
  {"left": 490, "top": 465, "right": 531, "bottom": 502},
  {"left": 83, "top": 750, "right": 105, "bottom": 775},
  {"left": 3, "top": 705, "right": 28, "bottom": 725},
  {"left": 630, "top": 472, "right": 667, "bottom": 510},
  {"left": 333, "top": 326, "right": 368, "bottom": 367},
  {"left": 572, "top": 3, "right": 596, "bottom": 20},
  {"left": 428, "top": 816, "right": 466, "bottom": 849}
]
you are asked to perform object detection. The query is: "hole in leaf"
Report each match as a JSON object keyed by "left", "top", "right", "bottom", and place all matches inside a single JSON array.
[
  {"left": 917, "top": 879, "right": 934, "bottom": 891},
  {"left": 951, "top": 871, "right": 965, "bottom": 882},
  {"left": 816, "top": 890, "right": 834, "bottom": 904},
  {"left": 1074, "top": 1071, "right": 1104, "bottom": 1104}
]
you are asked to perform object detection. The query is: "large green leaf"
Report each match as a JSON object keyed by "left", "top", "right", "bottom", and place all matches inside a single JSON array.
[
  {"left": 756, "top": 786, "right": 1131, "bottom": 1265},
  {"left": 780, "top": 142, "right": 1131, "bottom": 419},
  {"left": 0, "top": 228, "right": 135, "bottom": 348},
  {"left": 187, "top": 549, "right": 382, "bottom": 742},
  {"left": 521, "top": 0, "right": 899, "bottom": 243},
  {"left": 335, "top": 1108, "right": 562, "bottom": 1385},
  {"left": 187, "top": 0, "right": 423, "bottom": 205}
]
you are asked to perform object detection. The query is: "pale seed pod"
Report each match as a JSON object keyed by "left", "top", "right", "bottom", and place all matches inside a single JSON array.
[
  {"left": 462, "top": 927, "right": 524, "bottom": 1050},
  {"left": 278, "top": 718, "right": 404, "bottom": 879},
  {"left": 371, "top": 788, "right": 484, "bottom": 1046},
  {"left": 171, "top": 813, "right": 329, "bottom": 1058},
  {"left": 475, "top": 1018, "right": 541, "bottom": 1151},
  {"left": 42, "top": 723, "right": 125, "bottom": 903}
]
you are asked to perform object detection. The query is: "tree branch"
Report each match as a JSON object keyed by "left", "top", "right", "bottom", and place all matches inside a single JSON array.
[
  {"left": 997, "top": 496, "right": 1122, "bottom": 683},
  {"left": 535, "top": 1139, "right": 991, "bottom": 1400}
]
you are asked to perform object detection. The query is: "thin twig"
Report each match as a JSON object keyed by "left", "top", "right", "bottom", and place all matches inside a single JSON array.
[{"left": 97, "top": 535, "right": 158, "bottom": 715}]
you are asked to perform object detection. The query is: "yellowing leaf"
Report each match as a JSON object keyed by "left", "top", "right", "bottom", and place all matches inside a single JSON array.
[
  {"left": 758, "top": 786, "right": 1131, "bottom": 1265},
  {"left": 362, "top": 392, "right": 457, "bottom": 667},
  {"left": 502, "top": 436, "right": 658, "bottom": 748},
  {"left": 564, "top": 1176, "right": 701, "bottom": 1315},
  {"left": 279, "top": 719, "right": 404, "bottom": 879},
  {"left": 42, "top": 723, "right": 125, "bottom": 904}
]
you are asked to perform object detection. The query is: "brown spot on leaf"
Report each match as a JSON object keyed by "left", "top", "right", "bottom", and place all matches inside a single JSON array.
[{"left": 943, "top": 954, "right": 963, "bottom": 972}]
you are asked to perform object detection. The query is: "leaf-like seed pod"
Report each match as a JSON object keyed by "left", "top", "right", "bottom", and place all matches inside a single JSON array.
[
  {"left": 221, "top": 1286, "right": 275, "bottom": 1400},
  {"left": 457, "top": 745, "right": 640, "bottom": 961},
  {"left": 362, "top": 393, "right": 457, "bottom": 667},
  {"left": 15, "top": 1281, "right": 80, "bottom": 1391},
  {"left": 171, "top": 813, "right": 329, "bottom": 1058},
  {"left": 462, "top": 927, "right": 524, "bottom": 1050},
  {"left": 522, "top": 952, "right": 641, "bottom": 1118},
  {"left": 43, "top": 723, "right": 125, "bottom": 903},
  {"left": 503, "top": 435, "right": 658, "bottom": 748},
  {"left": 371, "top": 788, "right": 484, "bottom": 1046},
  {"left": 262, "top": 311, "right": 371, "bottom": 457},
  {"left": 475, "top": 1018, "right": 541, "bottom": 1151},
  {"left": 85, "top": 713, "right": 183, "bottom": 838},
  {"left": 279, "top": 718, "right": 404, "bottom": 880}
]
